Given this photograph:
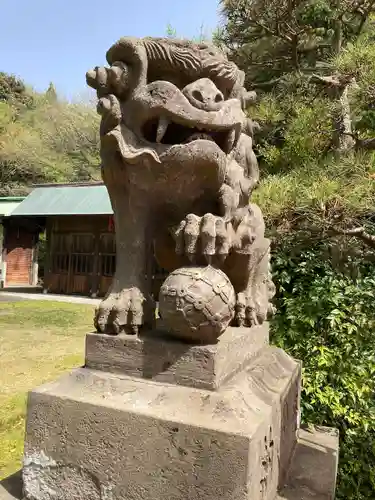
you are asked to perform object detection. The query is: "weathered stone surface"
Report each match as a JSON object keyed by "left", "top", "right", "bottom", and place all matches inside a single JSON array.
[
  {"left": 277, "top": 426, "right": 339, "bottom": 500},
  {"left": 3, "top": 427, "right": 339, "bottom": 500},
  {"left": 85, "top": 324, "right": 269, "bottom": 390},
  {"left": 23, "top": 346, "right": 300, "bottom": 500},
  {"left": 86, "top": 37, "right": 275, "bottom": 337}
]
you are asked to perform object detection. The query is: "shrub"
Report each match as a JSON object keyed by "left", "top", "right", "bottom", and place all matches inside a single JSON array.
[{"left": 271, "top": 239, "right": 375, "bottom": 498}]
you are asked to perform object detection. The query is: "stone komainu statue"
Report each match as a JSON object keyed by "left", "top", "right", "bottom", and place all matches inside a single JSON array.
[{"left": 87, "top": 37, "right": 275, "bottom": 338}]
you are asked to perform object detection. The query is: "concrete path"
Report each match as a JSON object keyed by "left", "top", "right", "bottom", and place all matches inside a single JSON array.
[
  {"left": 0, "top": 294, "right": 26, "bottom": 302},
  {"left": 0, "top": 290, "right": 100, "bottom": 306}
]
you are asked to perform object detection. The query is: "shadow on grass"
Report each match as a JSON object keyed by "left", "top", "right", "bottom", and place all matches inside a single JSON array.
[{"left": 0, "top": 470, "right": 22, "bottom": 499}]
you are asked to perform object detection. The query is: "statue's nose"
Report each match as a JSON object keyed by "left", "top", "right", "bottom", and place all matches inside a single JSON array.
[{"left": 183, "top": 78, "right": 224, "bottom": 111}]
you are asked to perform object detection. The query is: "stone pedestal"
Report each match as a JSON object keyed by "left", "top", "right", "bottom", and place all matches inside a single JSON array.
[
  {"left": 84, "top": 324, "right": 269, "bottom": 390},
  {"left": 22, "top": 325, "right": 303, "bottom": 500}
]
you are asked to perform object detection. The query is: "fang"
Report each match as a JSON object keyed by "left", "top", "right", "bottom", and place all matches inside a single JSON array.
[{"left": 156, "top": 117, "right": 169, "bottom": 143}]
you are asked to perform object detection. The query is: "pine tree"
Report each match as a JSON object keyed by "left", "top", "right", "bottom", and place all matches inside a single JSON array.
[
  {"left": 216, "top": 0, "right": 375, "bottom": 87},
  {"left": 45, "top": 82, "right": 58, "bottom": 103}
]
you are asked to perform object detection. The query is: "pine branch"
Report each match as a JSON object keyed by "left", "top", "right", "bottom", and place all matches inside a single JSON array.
[
  {"left": 341, "top": 132, "right": 375, "bottom": 150},
  {"left": 332, "top": 226, "right": 375, "bottom": 249},
  {"left": 358, "top": 137, "right": 375, "bottom": 150},
  {"left": 310, "top": 74, "right": 350, "bottom": 89},
  {"left": 353, "top": 0, "right": 375, "bottom": 35}
]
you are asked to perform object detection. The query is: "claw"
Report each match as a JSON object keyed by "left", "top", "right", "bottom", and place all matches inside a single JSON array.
[
  {"left": 175, "top": 213, "right": 231, "bottom": 261},
  {"left": 235, "top": 291, "right": 262, "bottom": 327},
  {"left": 215, "top": 218, "right": 230, "bottom": 257},
  {"left": 93, "top": 287, "right": 151, "bottom": 335},
  {"left": 236, "top": 292, "right": 247, "bottom": 327},
  {"left": 187, "top": 252, "right": 196, "bottom": 263},
  {"left": 201, "top": 213, "right": 216, "bottom": 256},
  {"left": 130, "top": 325, "right": 139, "bottom": 335},
  {"left": 174, "top": 220, "right": 186, "bottom": 255},
  {"left": 204, "top": 254, "right": 213, "bottom": 265},
  {"left": 237, "top": 316, "right": 245, "bottom": 327},
  {"left": 112, "top": 317, "right": 121, "bottom": 334},
  {"left": 95, "top": 305, "right": 110, "bottom": 333},
  {"left": 184, "top": 214, "right": 200, "bottom": 255}
]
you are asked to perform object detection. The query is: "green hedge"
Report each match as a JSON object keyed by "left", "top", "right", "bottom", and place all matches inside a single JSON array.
[{"left": 270, "top": 240, "right": 375, "bottom": 498}]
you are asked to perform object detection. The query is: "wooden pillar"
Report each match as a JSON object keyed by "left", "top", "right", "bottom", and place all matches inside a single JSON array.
[
  {"left": 0, "top": 221, "right": 7, "bottom": 288},
  {"left": 90, "top": 217, "right": 101, "bottom": 298},
  {"left": 30, "top": 233, "right": 39, "bottom": 286},
  {"left": 43, "top": 220, "right": 52, "bottom": 293}
]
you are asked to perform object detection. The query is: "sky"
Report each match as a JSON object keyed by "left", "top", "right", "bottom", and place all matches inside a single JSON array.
[{"left": 0, "top": 0, "right": 221, "bottom": 101}]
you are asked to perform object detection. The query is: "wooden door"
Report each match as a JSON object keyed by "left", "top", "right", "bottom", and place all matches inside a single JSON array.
[
  {"left": 5, "top": 227, "right": 34, "bottom": 286},
  {"left": 48, "top": 233, "right": 70, "bottom": 293},
  {"left": 68, "top": 233, "right": 94, "bottom": 295}
]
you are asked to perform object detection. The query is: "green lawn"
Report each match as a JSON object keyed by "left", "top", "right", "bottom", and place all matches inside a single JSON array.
[{"left": 0, "top": 300, "right": 94, "bottom": 479}]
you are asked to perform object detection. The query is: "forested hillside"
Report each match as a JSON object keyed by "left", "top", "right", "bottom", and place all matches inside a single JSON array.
[{"left": 0, "top": 73, "right": 100, "bottom": 195}]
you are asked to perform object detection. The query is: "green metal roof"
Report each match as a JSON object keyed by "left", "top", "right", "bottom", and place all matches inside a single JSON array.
[
  {"left": 0, "top": 197, "right": 25, "bottom": 217},
  {"left": 10, "top": 185, "right": 113, "bottom": 216},
  {"left": 0, "top": 196, "right": 25, "bottom": 201}
]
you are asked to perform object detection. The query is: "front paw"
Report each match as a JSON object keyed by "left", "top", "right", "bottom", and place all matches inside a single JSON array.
[
  {"left": 94, "top": 287, "right": 153, "bottom": 335},
  {"left": 235, "top": 290, "right": 274, "bottom": 327},
  {"left": 174, "top": 213, "right": 232, "bottom": 262}
]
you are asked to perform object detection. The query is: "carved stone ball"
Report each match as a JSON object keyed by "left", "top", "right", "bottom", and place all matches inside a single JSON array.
[{"left": 158, "top": 266, "right": 236, "bottom": 344}]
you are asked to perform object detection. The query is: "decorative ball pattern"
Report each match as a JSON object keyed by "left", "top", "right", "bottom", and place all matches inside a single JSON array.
[{"left": 158, "top": 266, "right": 236, "bottom": 343}]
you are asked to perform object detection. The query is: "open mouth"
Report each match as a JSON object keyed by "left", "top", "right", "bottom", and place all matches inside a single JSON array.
[{"left": 142, "top": 116, "right": 239, "bottom": 154}]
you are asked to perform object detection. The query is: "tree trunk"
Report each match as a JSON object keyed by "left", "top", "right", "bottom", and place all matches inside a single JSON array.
[
  {"left": 291, "top": 35, "right": 299, "bottom": 71},
  {"left": 330, "top": 0, "right": 354, "bottom": 153},
  {"left": 332, "top": 0, "right": 342, "bottom": 56},
  {"left": 332, "top": 84, "right": 356, "bottom": 153}
]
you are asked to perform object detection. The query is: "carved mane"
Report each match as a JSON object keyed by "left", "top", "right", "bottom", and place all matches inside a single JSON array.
[{"left": 106, "top": 37, "right": 244, "bottom": 97}]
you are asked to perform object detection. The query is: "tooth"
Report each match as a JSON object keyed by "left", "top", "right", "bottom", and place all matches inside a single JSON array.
[
  {"left": 156, "top": 117, "right": 169, "bottom": 143},
  {"left": 225, "top": 125, "right": 241, "bottom": 153},
  {"left": 235, "top": 124, "right": 241, "bottom": 144}
]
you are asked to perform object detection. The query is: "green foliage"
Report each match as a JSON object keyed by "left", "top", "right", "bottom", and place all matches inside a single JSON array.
[
  {"left": 0, "top": 102, "right": 14, "bottom": 131},
  {"left": 217, "top": 0, "right": 375, "bottom": 86},
  {"left": 255, "top": 152, "right": 375, "bottom": 228},
  {"left": 0, "top": 72, "right": 28, "bottom": 103},
  {"left": 246, "top": 31, "right": 375, "bottom": 227},
  {"left": 45, "top": 82, "right": 58, "bottom": 103},
  {"left": 248, "top": 76, "right": 372, "bottom": 227},
  {"left": 166, "top": 23, "right": 177, "bottom": 38},
  {"left": 271, "top": 241, "right": 375, "bottom": 498},
  {"left": 165, "top": 24, "right": 211, "bottom": 43},
  {"left": 217, "top": 4, "right": 375, "bottom": 494},
  {"left": 335, "top": 33, "right": 375, "bottom": 139},
  {"left": 252, "top": 91, "right": 333, "bottom": 173},
  {"left": 0, "top": 73, "right": 100, "bottom": 195},
  {"left": 218, "top": 0, "right": 375, "bottom": 226},
  {"left": 0, "top": 72, "right": 34, "bottom": 111}
]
